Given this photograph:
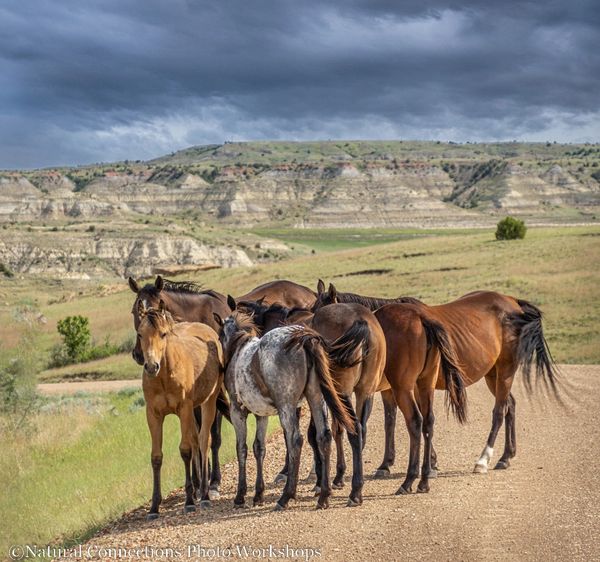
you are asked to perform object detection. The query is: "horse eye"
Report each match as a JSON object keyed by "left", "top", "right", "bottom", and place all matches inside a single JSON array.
[{"left": 160, "top": 333, "right": 167, "bottom": 339}]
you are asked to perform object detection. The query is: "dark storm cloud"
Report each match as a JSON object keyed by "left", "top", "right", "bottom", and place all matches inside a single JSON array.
[{"left": 0, "top": 0, "right": 598, "bottom": 168}]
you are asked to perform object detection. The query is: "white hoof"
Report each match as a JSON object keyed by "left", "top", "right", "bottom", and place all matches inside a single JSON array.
[
  {"left": 274, "top": 473, "right": 287, "bottom": 485},
  {"left": 473, "top": 463, "right": 488, "bottom": 474},
  {"left": 208, "top": 489, "right": 220, "bottom": 501}
]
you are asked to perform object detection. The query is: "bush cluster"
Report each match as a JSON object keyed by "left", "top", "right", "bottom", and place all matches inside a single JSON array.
[{"left": 495, "top": 216, "right": 527, "bottom": 240}]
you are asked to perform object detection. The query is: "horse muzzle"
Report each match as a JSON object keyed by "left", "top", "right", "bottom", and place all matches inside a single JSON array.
[{"left": 144, "top": 361, "right": 160, "bottom": 377}]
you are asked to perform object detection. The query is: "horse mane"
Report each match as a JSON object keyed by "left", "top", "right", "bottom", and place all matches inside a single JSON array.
[
  {"left": 155, "top": 279, "right": 222, "bottom": 300},
  {"left": 142, "top": 308, "right": 175, "bottom": 330},
  {"left": 336, "top": 292, "right": 423, "bottom": 310}
]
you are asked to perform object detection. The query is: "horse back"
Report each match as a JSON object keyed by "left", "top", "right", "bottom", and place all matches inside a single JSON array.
[{"left": 236, "top": 280, "right": 317, "bottom": 309}]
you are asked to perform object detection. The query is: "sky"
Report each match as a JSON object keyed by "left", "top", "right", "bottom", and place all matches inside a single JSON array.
[{"left": 1, "top": 0, "right": 599, "bottom": 169}]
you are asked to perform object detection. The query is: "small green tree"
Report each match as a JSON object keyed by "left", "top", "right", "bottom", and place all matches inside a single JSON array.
[
  {"left": 495, "top": 216, "right": 527, "bottom": 240},
  {"left": 57, "top": 315, "right": 91, "bottom": 361}
]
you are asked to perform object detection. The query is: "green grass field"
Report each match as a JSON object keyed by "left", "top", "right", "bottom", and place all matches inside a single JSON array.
[
  {"left": 0, "top": 225, "right": 598, "bottom": 378},
  {"left": 0, "top": 389, "right": 277, "bottom": 555}
]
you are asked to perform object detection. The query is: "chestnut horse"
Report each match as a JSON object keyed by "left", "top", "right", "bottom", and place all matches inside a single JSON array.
[
  {"left": 137, "top": 302, "right": 224, "bottom": 519},
  {"left": 129, "top": 275, "right": 231, "bottom": 498},
  {"left": 239, "top": 297, "right": 387, "bottom": 506},
  {"left": 316, "top": 283, "right": 558, "bottom": 491},
  {"left": 236, "top": 279, "right": 316, "bottom": 309}
]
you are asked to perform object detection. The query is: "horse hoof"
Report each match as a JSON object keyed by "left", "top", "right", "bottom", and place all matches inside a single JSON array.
[
  {"left": 395, "top": 486, "right": 411, "bottom": 495},
  {"left": 253, "top": 497, "right": 264, "bottom": 507},
  {"left": 183, "top": 504, "right": 196, "bottom": 514},
  {"left": 200, "top": 500, "right": 211, "bottom": 510},
  {"left": 428, "top": 469, "right": 438, "bottom": 479},
  {"left": 274, "top": 473, "right": 287, "bottom": 485},
  {"left": 331, "top": 479, "right": 344, "bottom": 489},
  {"left": 316, "top": 500, "right": 329, "bottom": 510},
  {"left": 208, "top": 489, "right": 220, "bottom": 501},
  {"left": 494, "top": 460, "right": 510, "bottom": 470},
  {"left": 374, "top": 468, "right": 390, "bottom": 479},
  {"left": 146, "top": 513, "right": 159, "bottom": 521},
  {"left": 312, "top": 485, "right": 321, "bottom": 496},
  {"left": 273, "top": 502, "right": 286, "bottom": 512},
  {"left": 346, "top": 498, "right": 362, "bottom": 507},
  {"left": 233, "top": 501, "right": 247, "bottom": 509},
  {"left": 473, "top": 463, "right": 488, "bottom": 474},
  {"left": 417, "top": 484, "right": 430, "bottom": 494}
]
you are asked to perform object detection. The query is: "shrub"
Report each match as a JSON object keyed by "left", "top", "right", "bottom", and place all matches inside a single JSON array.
[
  {"left": 495, "top": 216, "right": 527, "bottom": 240},
  {"left": 57, "top": 315, "right": 91, "bottom": 361}
]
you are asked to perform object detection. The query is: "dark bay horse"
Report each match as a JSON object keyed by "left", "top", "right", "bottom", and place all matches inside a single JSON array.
[
  {"left": 316, "top": 283, "right": 558, "bottom": 490},
  {"left": 137, "top": 303, "right": 223, "bottom": 518},
  {"left": 239, "top": 297, "right": 387, "bottom": 506},
  {"left": 129, "top": 275, "right": 231, "bottom": 498},
  {"left": 215, "top": 310, "right": 355, "bottom": 510},
  {"left": 236, "top": 279, "right": 316, "bottom": 309}
]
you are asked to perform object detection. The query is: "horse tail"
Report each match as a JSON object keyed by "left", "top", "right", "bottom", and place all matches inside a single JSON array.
[
  {"left": 421, "top": 316, "right": 468, "bottom": 424},
  {"left": 216, "top": 384, "right": 231, "bottom": 423},
  {"left": 285, "top": 328, "right": 356, "bottom": 434},
  {"left": 509, "top": 299, "right": 559, "bottom": 394},
  {"left": 327, "top": 319, "right": 370, "bottom": 368}
]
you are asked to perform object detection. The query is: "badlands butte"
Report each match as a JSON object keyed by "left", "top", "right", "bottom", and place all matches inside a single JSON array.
[{"left": 1, "top": 140, "right": 599, "bottom": 279}]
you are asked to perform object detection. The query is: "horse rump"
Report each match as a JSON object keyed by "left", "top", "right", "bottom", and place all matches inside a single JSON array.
[
  {"left": 284, "top": 328, "right": 356, "bottom": 434},
  {"left": 327, "top": 319, "right": 370, "bottom": 368}
]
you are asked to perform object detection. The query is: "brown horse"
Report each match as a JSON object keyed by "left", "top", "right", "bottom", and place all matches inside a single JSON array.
[
  {"left": 129, "top": 275, "right": 231, "bottom": 497},
  {"left": 316, "top": 283, "right": 558, "bottom": 492},
  {"left": 236, "top": 279, "right": 316, "bottom": 309},
  {"left": 137, "top": 302, "right": 224, "bottom": 519},
  {"left": 240, "top": 296, "right": 387, "bottom": 506}
]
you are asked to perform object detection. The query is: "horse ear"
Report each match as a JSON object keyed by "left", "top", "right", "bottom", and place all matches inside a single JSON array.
[
  {"left": 155, "top": 275, "right": 164, "bottom": 292},
  {"left": 227, "top": 294, "right": 237, "bottom": 311},
  {"left": 128, "top": 277, "right": 140, "bottom": 294},
  {"left": 256, "top": 296, "right": 265, "bottom": 307},
  {"left": 328, "top": 283, "right": 338, "bottom": 303},
  {"left": 317, "top": 279, "right": 325, "bottom": 294},
  {"left": 213, "top": 313, "right": 224, "bottom": 327},
  {"left": 137, "top": 299, "right": 147, "bottom": 318}
]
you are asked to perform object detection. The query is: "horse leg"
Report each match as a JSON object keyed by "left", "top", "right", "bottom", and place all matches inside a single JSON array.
[
  {"left": 305, "top": 394, "right": 333, "bottom": 509},
  {"left": 275, "top": 407, "right": 303, "bottom": 511},
  {"left": 345, "top": 394, "right": 364, "bottom": 507},
  {"left": 375, "top": 389, "right": 397, "bottom": 478},
  {"left": 274, "top": 406, "right": 301, "bottom": 485},
  {"left": 197, "top": 397, "right": 216, "bottom": 509},
  {"left": 178, "top": 402, "right": 197, "bottom": 513},
  {"left": 331, "top": 418, "right": 346, "bottom": 489},
  {"left": 192, "top": 406, "right": 202, "bottom": 494},
  {"left": 416, "top": 383, "right": 435, "bottom": 493},
  {"left": 231, "top": 404, "right": 249, "bottom": 508},
  {"left": 474, "top": 368, "right": 515, "bottom": 473},
  {"left": 307, "top": 416, "right": 324, "bottom": 494},
  {"left": 394, "top": 388, "right": 423, "bottom": 495},
  {"left": 208, "top": 411, "right": 223, "bottom": 499},
  {"left": 146, "top": 407, "right": 164, "bottom": 520},
  {"left": 253, "top": 415, "right": 268, "bottom": 506},
  {"left": 496, "top": 392, "right": 517, "bottom": 469}
]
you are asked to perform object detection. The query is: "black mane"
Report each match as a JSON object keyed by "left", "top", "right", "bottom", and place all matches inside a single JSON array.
[
  {"left": 142, "top": 279, "right": 222, "bottom": 300},
  {"left": 336, "top": 292, "right": 422, "bottom": 310}
]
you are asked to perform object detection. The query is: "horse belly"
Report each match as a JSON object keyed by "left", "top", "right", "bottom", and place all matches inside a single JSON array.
[{"left": 239, "top": 386, "right": 278, "bottom": 417}]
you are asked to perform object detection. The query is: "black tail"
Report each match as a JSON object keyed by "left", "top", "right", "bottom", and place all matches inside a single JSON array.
[
  {"left": 285, "top": 327, "right": 356, "bottom": 434},
  {"left": 421, "top": 317, "right": 468, "bottom": 424},
  {"left": 327, "top": 319, "right": 370, "bottom": 368},
  {"left": 510, "top": 299, "right": 559, "bottom": 394},
  {"left": 216, "top": 385, "right": 231, "bottom": 423}
]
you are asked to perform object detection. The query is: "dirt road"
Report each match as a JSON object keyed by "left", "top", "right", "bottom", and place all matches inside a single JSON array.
[
  {"left": 38, "top": 380, "right": 141, "bottom": 395},
  {"left": 80, "top": 365, "right": 599, "bottom": 561}
]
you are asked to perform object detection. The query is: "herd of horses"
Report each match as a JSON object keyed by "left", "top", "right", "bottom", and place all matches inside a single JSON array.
[{"left": 128, "top": 275, "right": 558, "bottom": 519}]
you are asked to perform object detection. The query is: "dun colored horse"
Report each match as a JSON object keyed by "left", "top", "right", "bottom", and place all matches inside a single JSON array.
[
  {"left": 240, "top": 296, "right": 387, "bottom": 506},
  {"left": 137, "top": 302, "right": 224, "bottom": 519},
  {"left": 129, "top": 275, "right": 231, "bottom": 498},
  {"left": 215, "top": 309, "right": 355, "bottom": 510}
]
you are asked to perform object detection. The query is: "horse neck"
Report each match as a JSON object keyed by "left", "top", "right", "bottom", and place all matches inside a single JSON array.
[
  {"left": 158, "top": 334, "right": 186, "bottom": 387},
  {"left": 161, "top": 291, "right": 196, "bottom": 320}
]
